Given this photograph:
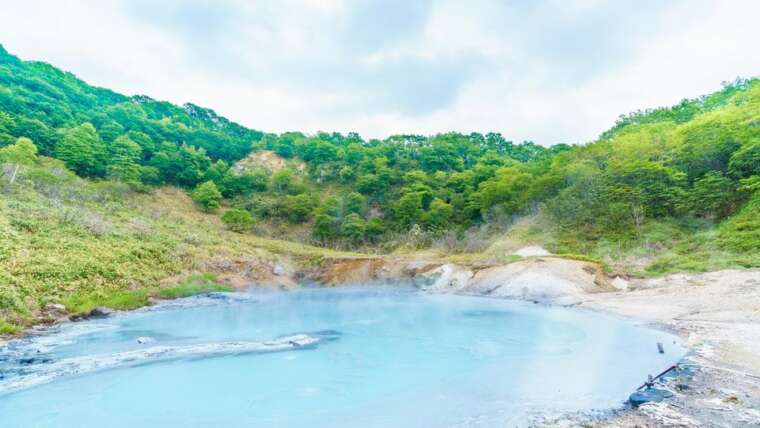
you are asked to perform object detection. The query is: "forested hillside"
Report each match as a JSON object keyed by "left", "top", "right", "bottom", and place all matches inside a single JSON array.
[
  {"left": 0, "top": 44, "right": 567, "bottom": 245},
  {"left": 1, "top": 43, "right": 759, "bottom": 256},
  {"left": 1, "top": 44, "right": 760, "bottom": 332}
]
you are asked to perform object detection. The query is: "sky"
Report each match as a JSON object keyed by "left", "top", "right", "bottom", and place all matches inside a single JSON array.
[{"left": 1, "top": 0, "right": 759, "bottom": 145}]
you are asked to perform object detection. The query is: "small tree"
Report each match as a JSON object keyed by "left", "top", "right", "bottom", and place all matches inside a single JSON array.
[
  {"left": 364, "top": 217, "right": 385, "bottom": 243},
  {"left": 690, "top": 171, "right": 734, "bottom": 218},
  {"left": 192, "top": 180, "right": 222, "bottom": 212},
  {"left": 312, "top": 213, "right": 338, "bottom": 242},
  {"left": 56, "top": 123, "right": 106, "bottom": 177},
  {"left": 341, "top": 213, "right": 366, "bottom": 243},
  {"left": 729, "top": 139, "right": 760, "bottom": 179},
  {"left": 0, "top": 137, "right": 37, "bottom": 183},
  {"left": 106, "top": 135, "right": 142, "bottom": 183},
  {"left": 344, "top": 192, "right": 366, "bottom": 215},
  {"left": 221, "top": 209, "right": 255, "bottom": 232}
]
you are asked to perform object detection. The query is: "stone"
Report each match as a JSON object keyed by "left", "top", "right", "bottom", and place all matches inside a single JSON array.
[
  {"left": 43, "top": 303, "right": 67, "bottom": 316},
  {"left": 629, "top": 388, "right": 674, "bottom": 407},
  {"left": 611, "top": 276, "right": 630, "bottom": 291},
  {"left": 272, "top": 263, "right": 286, "bottom": 276},
  {"left": 88, "top": 306, "right": 114, "bottom": 318}
]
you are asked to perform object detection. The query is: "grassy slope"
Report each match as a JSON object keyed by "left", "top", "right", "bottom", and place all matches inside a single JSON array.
[
  {"left": 460, "top": 212, "right": 760, "bottom": 276},
  {"left": 0, "top": 158, "right": 359, "bottom": 330}
]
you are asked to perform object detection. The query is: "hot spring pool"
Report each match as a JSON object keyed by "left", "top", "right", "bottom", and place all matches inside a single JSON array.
[{"left": 0, "top": 287, "right": 685, "bottom": 427}]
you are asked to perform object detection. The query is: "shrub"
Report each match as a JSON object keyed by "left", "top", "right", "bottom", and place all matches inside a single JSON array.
[
  {"left": 221, "top": 208, "right": 255, "bottom": 232},
  {"left": 191, "top": 180, "right": 222, "bottom": 212}
]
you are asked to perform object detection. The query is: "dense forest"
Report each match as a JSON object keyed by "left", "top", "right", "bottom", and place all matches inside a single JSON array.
[{"left": 1, "top": 44, "right": 759, "bottom": 253}]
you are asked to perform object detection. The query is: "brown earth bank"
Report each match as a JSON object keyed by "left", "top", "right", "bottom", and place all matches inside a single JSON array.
[{"left": 2, "top": 252, "right": 758, "bottom": 426}]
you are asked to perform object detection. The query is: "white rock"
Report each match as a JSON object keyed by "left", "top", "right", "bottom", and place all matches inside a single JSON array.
[
  {"left": 611, "top": 276, "right": 630, "bottom": 291},
  {"left": 513, "top": 246, "right": 551, "bottom": 257},
  {"left": 136, "top": 337, "right": 155, "bottom": 345},
  {"left": 420, "top": 264, "right": 473, "bottom": 292},
  {"left": 464, "top": 258, "right": 604, "bottom": 301},
  {"left": 272, "top": 264, "right": 286, "bottom": 276}
]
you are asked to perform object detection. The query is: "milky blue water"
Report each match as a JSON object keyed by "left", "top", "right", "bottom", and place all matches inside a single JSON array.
[{"left": 0, "top": 287, "right": 685, "bottom": 427}]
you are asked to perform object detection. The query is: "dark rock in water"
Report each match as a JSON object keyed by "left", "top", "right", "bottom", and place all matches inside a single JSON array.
[
  {"left": 204, "top": 292, "right": 230, "bottom": 300},
  {"left": 88, "top": 306, "right": 115, "bottom": 318},
  {"left": 629, "top": 388, "right": 674, "bottom": 407},
  {"left": 18, "top": 356, "right": 53, "bottom": 366}
]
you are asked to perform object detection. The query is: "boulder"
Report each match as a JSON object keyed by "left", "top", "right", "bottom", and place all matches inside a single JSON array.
[
  {"left": 272, "top": 263, "right": 286, "bottom": 276},
  {"left": 611, "top": 276, "right": 630, "bottom": 291},
  {"left": 629, "top": 388, "right": 674, "bottom": 407},
  {"left": 88, "top": 306, "right": 115, "bottom": 318},
  {"left": 464, "top": 258, "right": 611, "bottom": 301},
  {"left": 43, "top": 303, "right": 67, "bottom": 316}
]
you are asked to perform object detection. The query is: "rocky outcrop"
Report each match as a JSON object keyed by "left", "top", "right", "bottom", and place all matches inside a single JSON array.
[
  {"left": 462, "top": 258, "right": 611, "bottom": 301},
  {"left": 200, "top": 256, "right": 298, "bottom": 289},
  {"left": 309, "top": 256, "right": 612, "bottom": 303}
]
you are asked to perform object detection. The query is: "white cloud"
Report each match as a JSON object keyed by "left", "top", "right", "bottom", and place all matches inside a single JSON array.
[{"left": 0, "top": 0, "right": 758, "bottom": 144}]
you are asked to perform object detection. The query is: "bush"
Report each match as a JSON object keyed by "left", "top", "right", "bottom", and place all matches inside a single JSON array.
[
  {"left": 221, "top": 208, "right": 255, "bottom": 232},
  {"left": 191, "top": 180, "right": 222, "bottom": 212}
]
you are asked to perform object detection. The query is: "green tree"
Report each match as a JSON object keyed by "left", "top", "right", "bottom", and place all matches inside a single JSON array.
[
  {"left": 270, "top": 168, "right": 299, "bottom": 194},
  {"left": 126, "top": 130, "right": 155, "bottom": 159},
  {"left": 192, "top": 180, "right": 223, "bottom": 212},
  {"left": 0, "top": 137, "right": 37, "bottom": 183},
  {"left": 729, "top": 139, "right": 760, "bottom": 178},
  {"left": 344, "top": 192, "right": 366, "bottom": 215},
  {"left": 690, "top": 171, "right": 734, "bottom": 217},
  {"left": 425, "top": 198, "right": 453, "bottom": 230},
  {"left": 221, "top": 209, "right": 255, "bottom": 232},
  {"left": 341, "top": 213, "right": 366, "bottom": 243},
  {"left": 10, "top": 117, "right": 58, "bottom": 155},
  {"left": 106, "top": 135, "right": 142, "bottom": 183},
  {"left": 280, "top": 194, "right": 316, "bottom": 223},
  {"left": 364, "top": 217, "right": 385, "bottom": 243},
  {"left": 393, "top": 192, "right": 424, "bottom": 227},
  {"left": 56, "top": 123, "right": 106, "bottom": 176},
  {"left": 312, "top": 213, "right": 339, "bottom": 242}
]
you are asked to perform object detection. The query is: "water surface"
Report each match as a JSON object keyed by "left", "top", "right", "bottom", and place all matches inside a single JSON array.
[{"left": 0, "top": 287, "right": 685, "bottom": 427}]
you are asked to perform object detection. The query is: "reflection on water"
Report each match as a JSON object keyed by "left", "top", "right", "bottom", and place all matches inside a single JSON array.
[{"left": 0, "top": 287, "right": 685, "bottom": 427}]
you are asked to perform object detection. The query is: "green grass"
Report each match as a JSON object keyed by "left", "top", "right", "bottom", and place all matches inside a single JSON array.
[
  {"left": 61, "top": 278, "right": 233, "bottom": 316},
  {"left": 156, "top": 273, "right": 233, "bottom": 299},
  {"left": 0, "top": 321, "right": 20, "bottom": 335},
  {"left": 719, "top": 192, "right": 760, "bottom": 252},
  {"left": 63, "top": 289, "right": 150, "bottom": 316}
]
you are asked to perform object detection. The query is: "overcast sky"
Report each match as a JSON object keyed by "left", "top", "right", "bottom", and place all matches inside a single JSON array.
[{"left": 1, "top": 0, "right": 759, "bottom": 145}]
